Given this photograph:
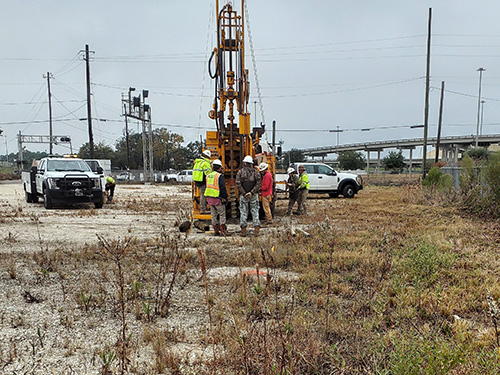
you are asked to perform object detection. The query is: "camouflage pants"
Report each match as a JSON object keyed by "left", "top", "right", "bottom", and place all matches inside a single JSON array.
[
  {"left": 297, "top": 189, "right": 308, "bottom": 214},
  {"left": 239, "top": 194, "right": 260, "bottom": 227},
  {"left": 287, "top": 192, "right": 298, "bottom": 214}
]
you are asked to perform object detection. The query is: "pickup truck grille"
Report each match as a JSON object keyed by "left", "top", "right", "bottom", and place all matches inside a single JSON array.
[{"left": 57, "top": 178, "right": 92, "bottom": 190}]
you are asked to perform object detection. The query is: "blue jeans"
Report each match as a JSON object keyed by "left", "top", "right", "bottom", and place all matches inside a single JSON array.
[{"left": 239, "top": 194, "right": 260, "bottom": 227}]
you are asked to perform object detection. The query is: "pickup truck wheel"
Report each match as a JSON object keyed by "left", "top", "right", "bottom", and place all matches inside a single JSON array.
[
  {"left": 94, "top": 201, "right": 103, "bottom": 209},
  {"left": 43, "top": 189, "right": 53, "bottom": 209},
  {"left": 328, "top": 192, "right": 339, "bottom": 198},
  {"left": 342, "top": 184, "right": 355, "bottom": 199}
]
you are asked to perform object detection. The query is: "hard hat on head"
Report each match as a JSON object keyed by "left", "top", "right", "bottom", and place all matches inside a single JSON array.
[
  {"left": 258, "top": 162, "right": 268, "bottom": 172},
  {"left": 243, "top": 155, "right": 254, "bottom": 164},
  {"left": 287, "top": 167, "right": 295, "bottom": 174},
  {"left": 202, "top": 149, "right": 211, "bottom": 158},
  {"left": 212, "top": 159, "right": 222, "bottom": 168}
]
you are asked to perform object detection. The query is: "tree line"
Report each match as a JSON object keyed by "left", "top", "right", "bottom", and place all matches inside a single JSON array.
[{"left": 78, "top": 129, "right": 202, "bottom": 171}]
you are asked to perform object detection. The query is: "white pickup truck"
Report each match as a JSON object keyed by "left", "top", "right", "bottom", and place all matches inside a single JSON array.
[
  {"left": 277, "top": 162, "right": 363, "bottom": 198},
  {"left": 22, "top": 157, "right": 104, "bottom": 209}
]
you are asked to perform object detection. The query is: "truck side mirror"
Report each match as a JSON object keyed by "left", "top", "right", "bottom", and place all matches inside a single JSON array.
[
  {"left": 277, "top": 146, "right": 282, "bottom": 156},
  {"left": 96, "top": 166, "right": 104, "bottom": 174}
]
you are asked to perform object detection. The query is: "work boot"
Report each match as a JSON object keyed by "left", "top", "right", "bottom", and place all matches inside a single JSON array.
[
  {"left": 220, "top": 224, "right": 231, "bottom": 236},
  {"left": 213, "top": 224, "right": 220, "bottom": 236},
  {"left": 254, "top": 226, "right": 260, "bottom": 237},
  {"left": 107, "top": 196, "right": 113, "bottom": 204},
  {"left": 240, "top": 226, "right": 247, "bottom": 237}
]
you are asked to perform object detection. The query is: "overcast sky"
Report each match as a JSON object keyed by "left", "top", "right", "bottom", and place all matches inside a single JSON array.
[{"left": 1, "top": 1, "right": 500, "bottom": 159}]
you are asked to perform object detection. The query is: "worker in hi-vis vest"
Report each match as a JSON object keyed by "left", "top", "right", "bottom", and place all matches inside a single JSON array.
[
  {"left": 204, "top": 159, "right": 230, "bottom": 236},
  {"left": 296, "top": 164, "right": 310, "bottom": 215},
  {"left": 105, "top": 176, "right": 116, "bottom": 204},
  {"left": 192, "top": 149, "right": 212, "bottom": 213}
]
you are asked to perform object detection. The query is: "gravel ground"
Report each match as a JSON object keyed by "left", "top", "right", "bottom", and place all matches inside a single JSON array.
[{"left": 0, "top": 180, "right": 300, "bottom": 374}]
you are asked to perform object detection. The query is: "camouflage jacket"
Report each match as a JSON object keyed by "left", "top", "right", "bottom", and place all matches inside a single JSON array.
[{"left": 236, "top": 165, "right": 262, "bottom": 195}]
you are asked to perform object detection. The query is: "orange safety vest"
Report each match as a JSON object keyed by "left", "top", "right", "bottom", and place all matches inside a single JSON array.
[{"left": 204, "top": 171, "right": 221, "bottom": 197}]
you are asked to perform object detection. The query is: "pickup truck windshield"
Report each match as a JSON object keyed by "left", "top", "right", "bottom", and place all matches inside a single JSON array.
[{"left": 47, "top": 160, "right": 91, "bottom": 172}]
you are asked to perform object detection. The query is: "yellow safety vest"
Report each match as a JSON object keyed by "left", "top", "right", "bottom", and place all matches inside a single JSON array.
[
  {"left": 105, "top": 176, "right": 115, "bottom": 185},
  {"left": 204, "top": 171, "right": 221, "bottom": 197},
  {"left": 193, "top": 157, "right": 211, "bottom": 182},
  {"left": 298, "top": 172, "right": 310, "bottom": 190}
]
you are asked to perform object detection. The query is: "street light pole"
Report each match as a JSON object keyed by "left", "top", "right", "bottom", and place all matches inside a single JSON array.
[
  {"left": 476, "top": 67, "right": 485, "bottom": 148},
  {"left": 329, "top": 127, "right": 343, "bottom": 146},
  {"left": 480, "top": 100, "right": 485, "bottom": 136}
]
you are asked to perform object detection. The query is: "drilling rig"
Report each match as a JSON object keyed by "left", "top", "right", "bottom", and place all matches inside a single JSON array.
[{"left": 192, "top": 0, "right": 275, "bottom": 221}]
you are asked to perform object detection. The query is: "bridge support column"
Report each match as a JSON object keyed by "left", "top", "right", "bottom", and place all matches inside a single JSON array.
[
  {"left": 366, "top": 151, "right": 370, "bottom": 173},
  {"left": 454, "top": 144, "right": 459, "bottom": 165},
  {"left": 409, "top": 148, "right": 413, "bottom": 175},
  {"left": 377, "top": 150, "right": 381, "bottom": 173}
]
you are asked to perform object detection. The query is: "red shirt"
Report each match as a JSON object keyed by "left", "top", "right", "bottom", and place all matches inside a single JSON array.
[{"left": 261, "top": 171, "right": 273, "bottom": 197}]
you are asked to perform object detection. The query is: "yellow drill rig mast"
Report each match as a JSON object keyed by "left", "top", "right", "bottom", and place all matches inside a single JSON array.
[{"left": 193, "top": 0, "right": 275, "bottom": 220}]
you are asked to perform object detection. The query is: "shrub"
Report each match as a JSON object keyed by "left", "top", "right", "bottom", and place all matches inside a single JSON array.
[{"left": 423, "top": 167, "right": 442, "bottom": 188}]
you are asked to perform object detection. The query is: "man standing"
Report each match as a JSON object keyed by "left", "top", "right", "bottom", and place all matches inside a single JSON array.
[
  {"left": 259, "top": 162, "right": 273, "bottom": 225},
  {"left": 286, "top": 167, "right": 299, "bottom": 215},
  {"left": 193, "top": 149, "right": 212, "bottom": 213},
  {"left": 105, "top": 175, "right": 116, "bottom": 204},
  {"left": 296, "top": 164, "right": 310, "bottom": 215},
  {"left": 204, "top": 160, "right": 230, "bottom": 236},
  {"left": 236, "top": 155, "right": 261, "bottom": 237}
]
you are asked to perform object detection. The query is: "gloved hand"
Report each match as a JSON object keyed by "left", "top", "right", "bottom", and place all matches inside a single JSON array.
[
  {"left": 221, "top": 198, "right": 227, "bottom": 204},
  {"left": 244, "top": 192, "right": 252, "bottom": 199}
]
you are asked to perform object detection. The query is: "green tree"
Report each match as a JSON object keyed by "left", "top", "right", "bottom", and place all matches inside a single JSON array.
[
  {"left": 279, "top": 148, "right": 305, "bottom": 169},
  {"left": 152, "top": 128, "right": 184, "bottom": 171},
  {"left": 17, "top": 149, "right": 49, "bottom": 169},
  {"left": 337, "top": 150, "right": 365, "bottom": 170},
  {"left": 114, "top": 132, "right": 143, "bottom": 170},
  {"left": 382, "top": 151, "right": 405, "bottom": 172},
  {"left": 114, "top": 128, "right": 190, "bottom": 171},
  {"left": 78, "top": 141, "right": 115, "bottom": 160},
  {"left": 466, "top": 147, "right": 489, "bottom": 162}
]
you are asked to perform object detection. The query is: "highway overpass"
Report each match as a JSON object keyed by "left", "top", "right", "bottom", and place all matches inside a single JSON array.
[{"left": 301, "top": 134, "right": 500, "bottom": 172}]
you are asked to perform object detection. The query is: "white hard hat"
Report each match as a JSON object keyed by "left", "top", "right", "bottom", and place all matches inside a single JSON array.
[
  {"left": 202, "top": 149, "right": 211, "bottom": 158},
  {"left": 243, "top": 155, "right": 254, "bottom": 164},
  {"left": 212, "top": 159, "right": 222, "bottom": 167},
  {"left": 258, "top": 162, "right": 268, "bottom": 172},
  {"left": 297, "top": 164, "right": 305, "bottom": 169},
  {"left": 287, "top": 167, "right": 295, "bottom": 174}
]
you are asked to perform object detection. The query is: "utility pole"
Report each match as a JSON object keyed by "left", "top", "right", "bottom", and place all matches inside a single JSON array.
[
  {"left": 475, "top": 67, "right": 485, "bottom": 148},
  {"left": 435, "top": 81, "right": 445, "bottom": 164},
  {"left": 84, "top": 44, "right": 94, "bottom": 158},
  {"left": 43, "top": 72, "right": 54, "bottom": 154},
  {"left": 422, "top": 7, "right": 432, "bottom": 179},
  {"left": 123, "top": 102, "right": 131, "bottom": 168},
  {"left": 121, "top": 87, "right": 135, "bottom": 168}
]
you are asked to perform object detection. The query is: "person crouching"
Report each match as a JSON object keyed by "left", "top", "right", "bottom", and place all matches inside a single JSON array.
[
  {"left": 204, "top": 159, "right": 230, "bottom": 236},
  {"left": 105, "top": 176, "right": 116, "bottom": 204}
]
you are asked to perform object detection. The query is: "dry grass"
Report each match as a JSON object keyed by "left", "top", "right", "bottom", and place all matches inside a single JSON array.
[{"left": 2, "top": 182, "right": 500, "bottom": 373}]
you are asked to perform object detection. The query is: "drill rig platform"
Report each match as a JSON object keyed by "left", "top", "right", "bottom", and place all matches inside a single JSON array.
[{"left": 192, "top": 0, "right": 275, "bottom": 221}]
